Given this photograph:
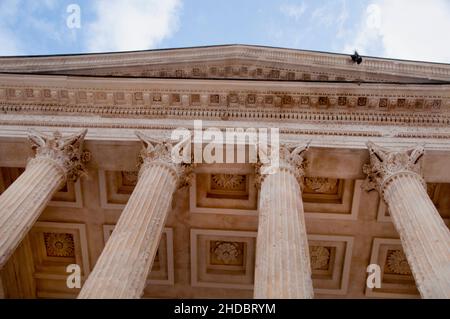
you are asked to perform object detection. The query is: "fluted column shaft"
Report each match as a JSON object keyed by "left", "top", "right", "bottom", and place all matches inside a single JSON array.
[
  {"left": 365, "top": 142, "right": 450, "bottom": 299},
  {"left": 383, "top": 173, "right": 450, "bottom": 298},
  {"left": 78, "top": 132, "right": 191, "bottom": 299},
  {"left": 0, "top": 129, "right": 87, "bottom": 269},
  {"left": 0, "top": 159, "right": 64, "bottom": 268},
  {"left": 78, "top": 163, "right": 177, "bottom": 298},
  {"left": 254, "top": 144, "right": 314, "bottom": 299}
]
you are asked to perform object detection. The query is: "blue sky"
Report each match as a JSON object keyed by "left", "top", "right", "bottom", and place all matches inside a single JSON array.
[{"left": 1, "top": 0, "right": 450, "bottom": 63}]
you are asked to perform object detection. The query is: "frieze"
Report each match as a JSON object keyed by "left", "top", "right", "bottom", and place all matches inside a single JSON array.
[
  {"left": 1, "top": 86, "right": 446, "bottom": 112},
  {"left": 0, "top": 85, "right": 448, "bottom": 127}
]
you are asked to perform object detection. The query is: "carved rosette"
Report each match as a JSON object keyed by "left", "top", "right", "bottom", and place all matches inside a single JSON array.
[
  {"left": 255, "top": 142, "right": 310, "bottom": 188},
  {"left": 27, "top": 129, "right": 89, "bottom": 183},
  {"left": 121, "top": 171, "right": 139, "bottom": 186},
  {"left": 363, "top": 141, "right": 426, "bottom": 194},
  {"left": 310, "top": 246, "right": 331, "bottom": 270},
  {"left": 213, "top": 242, "right": 241, "bottom": 264},
  {"left": 304, "top": 177, "right": 338, "bottom": 193},
  {"left": 43, "top": 232, "right": 75, "bottom": 258},
  {"left": 135, "top": 131, "right": 194, "bottom": 188},
  {"left": 387, "top": 250, "right": 412, "bottom": 275},
  {"left": 211, "top": 174, "right": 245, "bottom": 190}
]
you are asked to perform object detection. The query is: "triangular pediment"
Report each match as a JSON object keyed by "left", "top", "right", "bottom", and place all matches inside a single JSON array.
[{"left": 1, "top": 44, "right": 449, "bottom": 83}]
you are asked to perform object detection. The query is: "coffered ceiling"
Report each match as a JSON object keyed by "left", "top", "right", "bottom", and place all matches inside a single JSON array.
[{"left": 1, "top": 163, "right": 449, "bottom": 299}]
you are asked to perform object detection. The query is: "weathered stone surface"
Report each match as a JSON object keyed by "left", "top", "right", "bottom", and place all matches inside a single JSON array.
[
  {"left": 254, "top": 143, "right": 314, "bottom": 299},
  {"left": 0, "top": 129, "right": 87, "bottom": 269},
  {"left": 365, "top": 142, "right": 450, "bottom": 299},
  {"left": 0, "top": 46, "right": 449, "bottom": 299},
  {"left": 78, "top": 132, "right": 190, "bottom": 298}
]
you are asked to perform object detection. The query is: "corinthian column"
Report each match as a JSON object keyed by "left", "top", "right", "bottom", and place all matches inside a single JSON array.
[
  {"left": 78, "top": 132, "right": 192, "bottom": 299},
  {"left": 254, "top": 143, "right": 314, "bottom": 299},
  {"left": 0, "top": 129, "right": 88, "bottom": 268},
  {"left": 364, "top": 142, "right": 450, "bottom": 299}
]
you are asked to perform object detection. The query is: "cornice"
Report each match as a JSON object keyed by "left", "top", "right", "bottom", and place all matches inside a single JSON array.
[{"left": 1, "top": 45, "right": 450, "bottom": 81}]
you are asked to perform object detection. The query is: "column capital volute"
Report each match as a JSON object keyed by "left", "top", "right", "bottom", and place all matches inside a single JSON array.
[
  {"left": 363, "top": 141, "right": 426, "bottom": 194},
  {"left": 27, "top": 129, "right": 90, "bottom": 182},
  {"left": 135, "top": 131, "right": 194, "bottom": 188},
  {"left": 255, "top": 142, "right": 310, "bottom": 188}
]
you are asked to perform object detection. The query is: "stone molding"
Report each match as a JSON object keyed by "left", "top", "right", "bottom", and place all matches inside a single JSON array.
[
  {"left": 0, "top": 87, "right": 448, "bottom": 120},
  {"left": 1, "top": 45, "right": 449, "bottom": 80},
  {"left": 2, "top": 114, "right": 450, "bottom": 145},
  {"left": 0, "top": 75, "right": 449, "bottom": 128}
]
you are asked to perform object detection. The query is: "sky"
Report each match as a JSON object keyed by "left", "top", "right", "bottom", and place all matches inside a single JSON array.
[{"left": 0, "top": 0, "right": 450, "bottom": 63}]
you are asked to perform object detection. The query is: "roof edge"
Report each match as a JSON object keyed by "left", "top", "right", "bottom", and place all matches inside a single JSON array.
[{"left": 0, "top": 43, "right": 449, "bottom": 67}]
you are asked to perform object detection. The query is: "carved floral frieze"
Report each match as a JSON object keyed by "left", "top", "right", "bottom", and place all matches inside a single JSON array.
[
  {"left": 0, "top": 82, "right": 448, "bottom": 129},
  {"left": 0, "top": 86, "right": 444, "bottom": 114}
]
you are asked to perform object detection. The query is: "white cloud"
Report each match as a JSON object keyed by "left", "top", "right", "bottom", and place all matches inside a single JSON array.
[
  {"left": 311, "top": 5, "right": 335, "bottom": 27},
  {"left": 280, "top": 3, "right": 307, "bottom": 20},
  {"left": 344, "top": 0, "right": 450, "bottom": 63},
  {"left": 0, "top": 0, "right": 22, "bottom": 55},
  {"left": 336, "top": 0, "right": 349, "bottom": 38},
  {"left": 0, "top": 29, "right": 21, "bottom": 56},
  {"left": 86, "top": 0, "right": 182, "bottom": 52}
]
